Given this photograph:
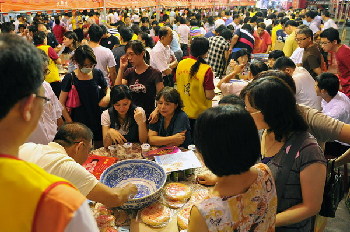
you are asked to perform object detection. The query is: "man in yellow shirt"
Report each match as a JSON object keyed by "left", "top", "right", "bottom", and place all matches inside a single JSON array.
[
  {"left": 271, "top": 20, "right": 283, "bottom": 50},
  {"left": 283, "top": 20, "right": 299, "bottom": 57}
]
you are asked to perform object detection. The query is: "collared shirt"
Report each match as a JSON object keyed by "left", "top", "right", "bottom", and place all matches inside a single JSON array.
[
  {"left": 290, "top": 47, "right": 304, "bottom": 65},
  {"left": 170, "top": 30, "right": 182, "bottom": 52},
  {"left": 309, "top": 19, "right": 320, "bottom": 34},
  {"left": 206, "top": 36, "right": 230, "bottom": 78},
  {"left": 322, "top": 92, "right": 350, "bottom": 124},
  {"left": 19, "top": 142, "right": 99, "bottom": 196},
  {"left": 292, "top": 67, "right": 322, "bottom": 110},
  {"left": 283, "top": 31, "right": 298, "bottom": 57},
  {"left": 150, "top": 41, "right": 175, "bottom": 74},
  {"left": 177, "top": 24, "right": 190, "bottom": 44},
  {"left": 27, "top": 81, "right": 63, "bottom": 145},
  {"left": 323, "top": 19, "right": 338, "bottom": 30}
]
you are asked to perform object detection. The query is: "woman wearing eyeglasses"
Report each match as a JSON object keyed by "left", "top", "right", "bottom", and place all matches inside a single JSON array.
[
  {"left": 59, "top": 45, "right": 108, "bottom": 142},
  {"left": 242, "top": 77, "right": 326, "bottom": 232}
]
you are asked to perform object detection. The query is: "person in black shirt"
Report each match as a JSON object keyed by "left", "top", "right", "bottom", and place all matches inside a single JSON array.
[{"left": 100, "top": 25, "right": 120, "bottom": 50}]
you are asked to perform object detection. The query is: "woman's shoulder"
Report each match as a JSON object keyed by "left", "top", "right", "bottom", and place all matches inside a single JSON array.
[{"left": 174, "top": 110, "right": 189, "bottom": 120}]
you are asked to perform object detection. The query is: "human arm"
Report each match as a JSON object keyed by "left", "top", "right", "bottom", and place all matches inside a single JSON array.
[
  {"left": 187, "top": 206, "right": 209, "bottom": 232},
  {"left": 58, "top": 91, "right": 73, "bottom": 122},
  {"left": 338, "top": 123, "right": 350, "bottom": 146},
  {"left": 102, "top": 126, "right": 127, "bottom": 147},
  {"left": 134, "top": 107, "right": 148, "bottom": 144},
  {"left": 99, "top": 87, "right": 111, "bottom": 108},
  {"left": 148, "top": 107, "right": 159, "bottom": 124},
  {"left": 229, "top": 34, "right": 239, "bottom": 50},
  {"left": 86, "top": 182, "right": 137, "bottom": 208},
  {"left": 156, "top": 81, "right": 164, "bottom": 93},
  {"left": 217, "top": 61, "right": 244, "bottom": 89},
  {"left": 196, "top": 172, "right": 218, "bottom": 186},
  {"left": 115, "top": 55, "right": 129, "bottom": 86},
  {"left": 334, "top": 148, "right": 350, "bottom": 168},
  {"left": 48, "top": 46, "right": 62, "bottom": 64},
  {"left": 275, "top": 163, "right": 326, "bottom": 227},
  {"left": 148, "top": 129, "right": 186, "bottom": 147},
  {"left": 266, "top": 44, "right": 271, "bottom": 53},
  {"left": 108, "top": 66, "right": 117, "bottom": 85}
]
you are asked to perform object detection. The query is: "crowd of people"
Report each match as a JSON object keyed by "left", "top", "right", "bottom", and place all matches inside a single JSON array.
[{"left": 1, "top": 5, "right": 350, "bottom": 231}]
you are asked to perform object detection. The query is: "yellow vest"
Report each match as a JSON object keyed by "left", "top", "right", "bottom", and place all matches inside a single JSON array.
[
  {"left": 0, "top": 155, "right": 72, "bottom": 232},
  {"left": 37, "top": 45, "right": 60, "bottom": 83},
  {"left": 176, "top": 58, "right": 212, "bottom": 119}
]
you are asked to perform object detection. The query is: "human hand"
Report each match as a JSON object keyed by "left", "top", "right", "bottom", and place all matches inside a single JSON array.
[
  {"left": 108, "top": 128, "right": 127, "bottom": 145},
  {"left": 118, "top": 183, "right": 138, "bottom": 204},
  {"left": 148, "top": 108, "right": 159, "bottom": 124},
  {"left": 230, "top": 60, "right": 245, "bottom": 74},
  {"left": 172, "top": 131, "right": 186, "bottom": 146},
  {"left": 134, "top": 107, "right": 145, "bottom": 125},
  {"left": 196, "top": 172, "right": 218, "bottom": 186},
  {"left": 119, "top": 55, "right": 128, "bottom": 70}
]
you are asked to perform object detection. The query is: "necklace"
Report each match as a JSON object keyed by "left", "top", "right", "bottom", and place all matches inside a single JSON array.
[{"left": 261, "top": 131, "right": 281, "bottom": 158}]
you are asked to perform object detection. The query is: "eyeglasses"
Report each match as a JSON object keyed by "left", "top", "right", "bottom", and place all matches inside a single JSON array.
[
  {"left": 295, "top": 37, "right": 309, "bottom": 42},
  {"left": 320, "top": 41, "right": 331, "bottom": 45},
  {"left": 35, "top": 94, "right": 50, "bottom": 103}
]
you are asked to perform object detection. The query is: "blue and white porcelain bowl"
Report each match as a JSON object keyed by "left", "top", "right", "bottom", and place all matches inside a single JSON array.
[{"left": 100, "top": 159, "right": 166, "bottom": 210}]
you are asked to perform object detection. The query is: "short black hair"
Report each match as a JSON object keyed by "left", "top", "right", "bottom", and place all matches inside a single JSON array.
[
  {"left": 156, "top": 87, "right": 183, "bottom": 112},
  {"left": 320, "top": 27, "right": 341, "bottom": 44},
  {"left": 54, "top": 122, "right": 93, "bottom": 147},
  {"left": 241, "top": 77, "right": 308, "bottom": 142},
  {"left": 257, "top": 22, "right": 266, "bottom": 30},
  {"left": 33, "top": 31, "right": 47, "bottom": 46},
  {"left": 274, "top": 56, "right": 297, "bottom": 70},
  {"left": 268, "top": 50, "right": 285, "bottom": 60},
  {"left": 1, "top": 22, "right": 15, "bottom": 33},
  {"left": 284, "top": 20, "right": 299, "bottom": 27},
  {"left": 71, "top": 45, "right": 97, "bottom": 68},
  {"left": 323, "top": 11, "right": 331, "bottom": 18},
  {"left": 218, "top": 95, "right": 245, "bottom": 107},
  {"left": 220, "top": 29, "right": 233, "bottom": 41},
  {"left": 255, "top": 70, "right": 297, "bottom": 94},
  {"left": 100, "top": 24, "right": 108, "bottom": 34},
  {"left": 215, "top": 24, "right": 226, "bottom": 34},
  {"left": 0, "top": 34, "right": 44, "bottom": 119},
  {"left": 231, "top": 48, "right": 250, "bottom": 62},
  {"left": 296, "top": 28, "right": 313, "bottom": 39},
  {"left": 88, "top": 24, "right": 103, "bottom": 42},
  {"left": 250, "top": 61, "right": 269, "bottom": 77},
  {"left": 194, "top": 105, "right": 260, "bottom": 176},
  {"left": 241, "top": 24, "right": 253, "bottom": 34},
  {"left": 119, "top": 27, "right": 133, "bottom": 42},
  {"left": 315, "top": 72, "right": 339, "bottom": 97},
  {"left": 306, "top": 11, "right": 315, "bottom": 19},
  {"left": 158, "top": 26, "right": 170, "bottom": 40}
]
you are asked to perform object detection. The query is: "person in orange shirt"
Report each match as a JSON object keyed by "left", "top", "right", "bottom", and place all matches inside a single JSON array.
[{"left": 0, "top": 34, "right": 99, "bottom": 232}]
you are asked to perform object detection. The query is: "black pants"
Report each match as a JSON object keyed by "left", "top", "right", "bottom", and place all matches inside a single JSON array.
[
  {"left": 180, "top": 43, "right": 188, "bottom": 57},
  {"left": 50, "top": 81, "right": 62, "bottom": 98},
  {"left": 163, "top": 75, "right": 174, "bottom": 87}
]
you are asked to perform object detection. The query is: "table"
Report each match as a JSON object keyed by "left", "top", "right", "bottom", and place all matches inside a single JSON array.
[{"left": 89, "top": 144, "right": 212, "bottom": 232}]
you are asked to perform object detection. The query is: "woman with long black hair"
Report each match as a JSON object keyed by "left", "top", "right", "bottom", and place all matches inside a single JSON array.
[{"left": 175, "top": 37, "right": 215, "bottom": 135}]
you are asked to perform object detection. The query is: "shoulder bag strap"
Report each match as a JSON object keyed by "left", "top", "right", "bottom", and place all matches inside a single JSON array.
[{"left": 276, "top": 132, "right": 308, "bottom": 212}]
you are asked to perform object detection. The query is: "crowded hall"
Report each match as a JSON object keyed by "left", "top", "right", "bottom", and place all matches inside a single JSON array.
[{"left": 2, "top": 0, "right": 350, "bottom": 231}]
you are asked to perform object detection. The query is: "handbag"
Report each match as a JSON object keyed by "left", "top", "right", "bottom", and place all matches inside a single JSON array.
[
  {"left": 319, "top": 160, "right": 344, "bottom": 218},
  {"left": 65, "top": 72, "right": 81, "bottom": 109}
]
